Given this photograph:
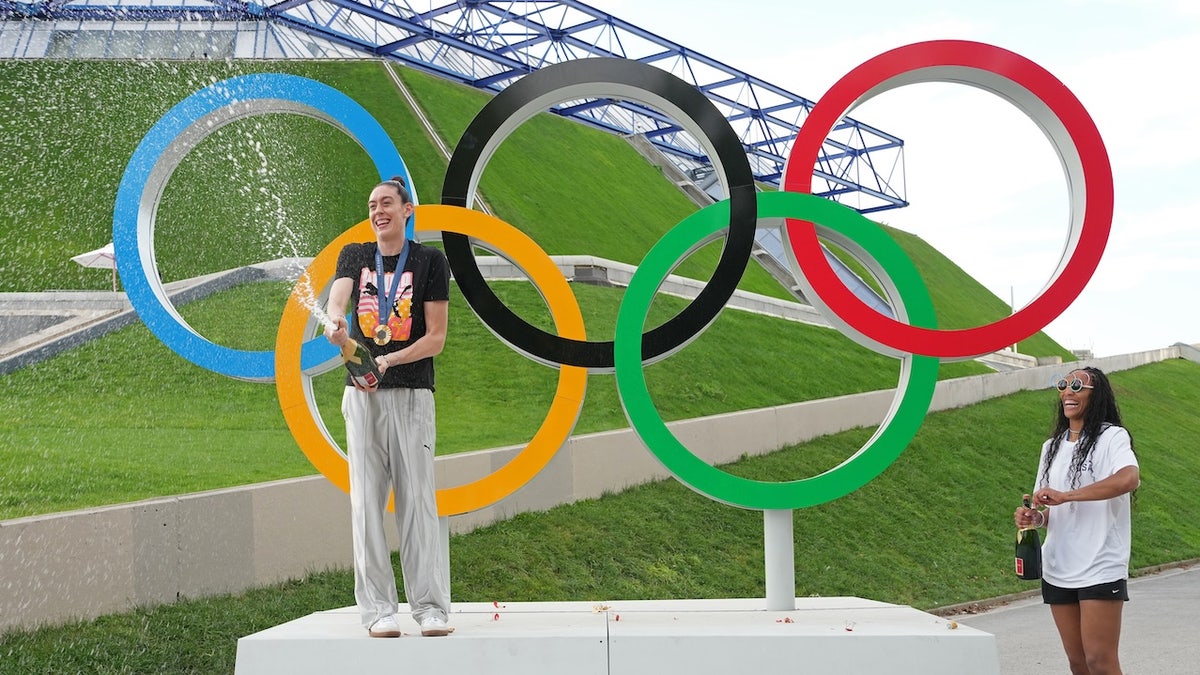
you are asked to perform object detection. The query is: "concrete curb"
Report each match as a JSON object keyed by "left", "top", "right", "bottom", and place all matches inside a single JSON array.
[{"left": 930, "top": 558, "right": 1200, "bottom": 617}]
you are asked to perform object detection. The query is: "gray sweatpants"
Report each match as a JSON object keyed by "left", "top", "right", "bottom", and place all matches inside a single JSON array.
[{"left": 343, "top": 387, "right": 450, "bottom": 629}]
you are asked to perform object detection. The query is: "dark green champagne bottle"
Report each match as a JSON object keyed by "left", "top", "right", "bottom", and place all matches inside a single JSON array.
[
  {"left": 1015, "top": 497, "right": 1042, "bottom": 580},
  {"left": 340, "top": 339, "right": 383, "bottom": 388}
]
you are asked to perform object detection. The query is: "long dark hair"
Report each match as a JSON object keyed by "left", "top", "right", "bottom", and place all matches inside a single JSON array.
[{"left": 1039, "top": 367, "right": 1136, "bottom": 493}]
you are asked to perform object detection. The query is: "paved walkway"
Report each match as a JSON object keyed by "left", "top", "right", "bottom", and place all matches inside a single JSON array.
[{"left": 953, "top": 563, "right": 1200, "bottom": 674}]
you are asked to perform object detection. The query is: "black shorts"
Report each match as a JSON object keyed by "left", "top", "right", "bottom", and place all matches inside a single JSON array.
[{"left": 1042, "top": 578, "right": 1129, "bottom": 604}]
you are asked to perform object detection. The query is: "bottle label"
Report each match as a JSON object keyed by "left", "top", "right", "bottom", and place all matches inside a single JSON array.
[
  {"left": 1015, "top": 557, "right": 1024, "bottom": 576},
  {"left": 351, "top": 371, "right": 379, "bottom": 388}
]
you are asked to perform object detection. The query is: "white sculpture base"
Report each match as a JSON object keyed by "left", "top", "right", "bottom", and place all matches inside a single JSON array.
[{"left": 235, "top": 598, "right": 998, "bottom": 675}]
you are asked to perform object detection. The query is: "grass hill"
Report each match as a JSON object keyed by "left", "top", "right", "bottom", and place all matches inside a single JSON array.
[
  {"left": 1, "top": 57, "right": 1075, "bottom": 519},
  {"left": 0, "top": 59, "right": 1070, "bottom": 356}
]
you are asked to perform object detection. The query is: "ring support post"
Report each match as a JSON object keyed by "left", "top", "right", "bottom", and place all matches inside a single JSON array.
[{"left": 764, "top": 509, "right": 796, "bottom": 611}]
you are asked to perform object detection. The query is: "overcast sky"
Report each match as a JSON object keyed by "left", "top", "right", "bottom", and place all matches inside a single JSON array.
[{"left": 582, "top": 0, "right": 1198, "bottom": 357}]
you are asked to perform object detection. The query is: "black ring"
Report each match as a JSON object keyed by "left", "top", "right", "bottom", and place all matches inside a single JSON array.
[{"left": 441, "top": 58, "right": 756, "bottom": 371}]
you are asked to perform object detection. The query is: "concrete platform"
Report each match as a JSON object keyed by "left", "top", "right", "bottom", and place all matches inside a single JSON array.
[{"left": 235, "top": 598, "right": 999, "bottom": 675}]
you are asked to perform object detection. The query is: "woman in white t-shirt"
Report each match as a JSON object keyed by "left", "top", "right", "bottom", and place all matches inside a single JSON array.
[{"left": 1015, "top": 367, "right": 1140, "bottom": 675}]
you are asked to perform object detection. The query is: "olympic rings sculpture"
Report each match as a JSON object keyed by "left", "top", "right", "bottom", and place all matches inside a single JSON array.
[{"left": 113, "top": 40, "right": 1112, "bottom": 513}]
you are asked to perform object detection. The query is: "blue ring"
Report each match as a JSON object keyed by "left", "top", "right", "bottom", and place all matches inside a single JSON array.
[{"left": 113, "top": 73, "right": 414, "bottom": 381}]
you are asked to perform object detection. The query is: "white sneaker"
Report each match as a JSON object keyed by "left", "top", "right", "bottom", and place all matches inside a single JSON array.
[
  {"left": 420, "top": 616, "right": 450, "bottom": 637},
  {"left": 368, "top": 614, "right": 401, "bottom": 638}
]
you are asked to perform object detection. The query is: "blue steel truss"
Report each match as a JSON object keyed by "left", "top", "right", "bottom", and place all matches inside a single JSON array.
[{"left": 4, "top": 0, "right": 907, "bottom": 213}]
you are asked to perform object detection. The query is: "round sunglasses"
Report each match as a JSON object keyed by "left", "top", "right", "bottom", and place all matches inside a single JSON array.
[{"left": 1055, "top": 377, "right": 1094, "bottom": 392}]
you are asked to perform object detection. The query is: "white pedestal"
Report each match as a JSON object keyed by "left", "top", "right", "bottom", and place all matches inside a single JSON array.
[{"left": 235, "top": 598, "right": 999, "bottom": 675}]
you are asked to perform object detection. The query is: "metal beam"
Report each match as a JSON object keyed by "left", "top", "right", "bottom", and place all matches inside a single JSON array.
[{"left": 13, "top": 0, "right": 907, "bottom": 210}]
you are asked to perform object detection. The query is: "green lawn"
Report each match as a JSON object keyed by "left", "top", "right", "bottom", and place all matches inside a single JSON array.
[
  {"left": 0, "top": 276, "right": 993, "bottom": 520},
  {"left": 2, "top": 358, "right": 1197, "bottom": 674}
]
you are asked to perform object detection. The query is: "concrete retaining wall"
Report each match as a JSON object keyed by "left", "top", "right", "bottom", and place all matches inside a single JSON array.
[{"left": 0, "top": 347, "right": 1187, "bottom": 631}]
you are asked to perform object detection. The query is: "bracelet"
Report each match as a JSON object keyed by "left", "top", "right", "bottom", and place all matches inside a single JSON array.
[{"left": 1034, "top": 510, "right": 1046, "bottom": 527}]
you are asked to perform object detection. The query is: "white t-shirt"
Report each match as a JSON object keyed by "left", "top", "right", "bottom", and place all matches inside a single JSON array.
[{"left": 1036, "top": 425, "right": 1139, "bottom": 588}]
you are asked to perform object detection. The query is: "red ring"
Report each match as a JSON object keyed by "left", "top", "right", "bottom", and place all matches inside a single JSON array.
[{"left": 782, "top": 40, "right": 1113, "bottom": 358}]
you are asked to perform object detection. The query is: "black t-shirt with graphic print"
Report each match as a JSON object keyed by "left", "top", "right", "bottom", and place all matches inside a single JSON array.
[{"left": 334, "top": 240, "right": 450, "bottom": 390}]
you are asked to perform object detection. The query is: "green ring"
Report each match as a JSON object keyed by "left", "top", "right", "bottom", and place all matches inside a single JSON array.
[{"left": 613, "top": 191, "right": 939, "bottom": 510}]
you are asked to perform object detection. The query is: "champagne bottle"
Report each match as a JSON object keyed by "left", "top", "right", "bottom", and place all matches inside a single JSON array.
[
  {"left": 340, "top": 338, "right": 384, "bottom": 389},
  {"left": 1015, "top": 497, "right": 1042, "bottom": 580}
]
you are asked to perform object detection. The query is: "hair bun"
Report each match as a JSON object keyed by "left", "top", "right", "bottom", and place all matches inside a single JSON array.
[{"left": 389, "top": 176, "right": 407, "bottom": 188}]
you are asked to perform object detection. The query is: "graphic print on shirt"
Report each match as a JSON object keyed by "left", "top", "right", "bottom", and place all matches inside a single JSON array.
[
  {"left": 357, "top": 267, "right": 414, "bottom": 342},
  {"left": 1081, "top": 457, "right": 1095, "bottom": 477}
]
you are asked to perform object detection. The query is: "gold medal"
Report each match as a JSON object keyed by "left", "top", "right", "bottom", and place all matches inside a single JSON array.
[{"left": 373, "top": 323, "right": 392, "bottom": 346}]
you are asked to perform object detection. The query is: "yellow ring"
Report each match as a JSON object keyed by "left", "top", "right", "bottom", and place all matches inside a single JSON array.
[{"left": 275, "top": 204, "right": 587, "bottom": 516}]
